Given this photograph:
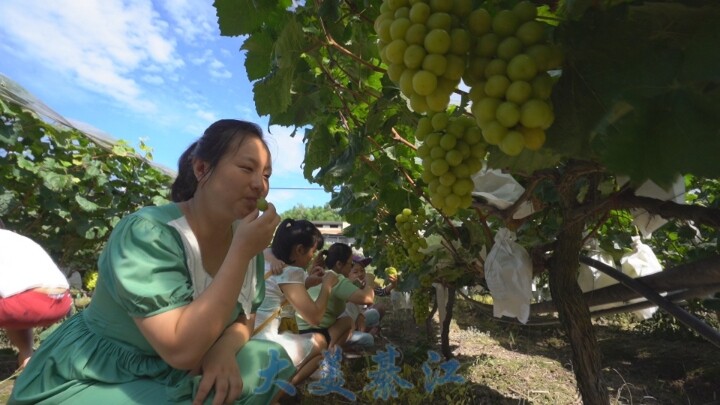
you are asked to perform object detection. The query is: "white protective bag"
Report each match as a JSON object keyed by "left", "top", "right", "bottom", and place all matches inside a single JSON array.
[
  {"left": 577, "top": 239, "right": 619, "bottom": 293},
  {"left": 472, "top": 168, "right": 535, "bottom": 219},
  {"left": 618, "top": 176, "right": 685, "bottom": 238},
  {"left": 620, "top": 236, "right": 663, "bottom": 320},
  {"left": 484, "top": 228, "right": 534, "bottom": 323}
]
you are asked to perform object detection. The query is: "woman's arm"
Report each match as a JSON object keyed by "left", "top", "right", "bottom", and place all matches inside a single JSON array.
[
  {"left": 192, "top": 314, "right": 254, "bottom": 405},
  {"left": 281, "top": 271, "right": 337, "bottom": 326},
  {"left": 347, "top": 273, "right": 376, "bottom": 305},
  {"left": 135, "top": 210, "right": 279, "bottom": 370}
]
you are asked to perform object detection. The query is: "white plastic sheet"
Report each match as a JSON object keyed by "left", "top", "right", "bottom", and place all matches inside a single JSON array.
[{"left": 485, "top": 228, "right": 534, "bottom": 324}]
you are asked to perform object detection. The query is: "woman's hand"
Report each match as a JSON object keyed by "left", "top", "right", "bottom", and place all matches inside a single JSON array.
[
  {"left": 232, "top": 204, "right": 281, "bottom": 259},
  {"left": 192, "top": 340, "right": 243, "bottom": 405},
  {"left": 269, "top": 259, "right": 287, "bottom": 276},
  {"left": 305, "top": 266, "right": 325, "bottom": 288}
]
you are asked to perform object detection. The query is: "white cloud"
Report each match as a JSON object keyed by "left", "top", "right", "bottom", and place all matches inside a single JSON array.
[
  {"left": 189, "top": 49, "right": 232, "bottom": 79},
  {"left": 0, "top": 0, "right": 183, "bottom": 111},
  {"left": 160, "top": 0, "right": 217, "bottom": 44},
  {"left": 196, "top": 109, "right": 218, "bottom": 122},
  {"left": 265, "top": 125, "right": 306, "bottom": 174},
  {"left": 142, "top": 75, "right": 165, "bottom": 85}
]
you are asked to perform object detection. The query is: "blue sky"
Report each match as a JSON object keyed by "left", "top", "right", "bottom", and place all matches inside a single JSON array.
[{"left": 0, "top": 0, "right": 331, "bottom": 215}]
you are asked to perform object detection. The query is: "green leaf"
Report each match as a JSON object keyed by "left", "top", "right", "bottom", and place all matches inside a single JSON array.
[
  {"left": 242, "top": 31, "right": 274, "bottom": 80},
  {"left": 0, "top": 191, "right": 18, "bottom": 215},
  {"left": 41, "top": 171, "right": 73, "bottom": 192},
  {"left": 600, "top": 89, "right": 720, "bottom": 187},
  {"left": 213, "top": 0, "right": 265, "bottom": 36},
  {"left": 253, "top": 68, "right": 294, "bottom": 117},
  {"left": 75, "top": 195, "right": 100, "bottom": 212}
]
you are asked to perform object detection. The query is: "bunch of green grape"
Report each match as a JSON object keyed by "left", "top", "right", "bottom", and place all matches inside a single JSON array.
[
  {"left": 464, "top": 1, "right": 563, "bottom": 156},
  {"left": 395, "top": 208, "right": 428, "bottom": 264},
  {"left": 385, "top": 241, "right": 414, "bottom": 274},
  {"left": 415, "top": 112, "right": 485, "bottom": 216},
  {"left": 374, "top": 0, "right": 473, "bottom": 113},
  {"left": 411, "top": 288, "right": 433, "bottom": 325}
]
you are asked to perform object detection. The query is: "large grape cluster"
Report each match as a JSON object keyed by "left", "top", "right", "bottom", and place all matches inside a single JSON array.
[
  {"left": 465, "top": 1, "right": 562, "bottom": 156},
  {"left": 411, "top": 288, "right": 433, "bottom": 325},
  {"left": 385, "top": 241, "right": 414, "bottom": 273},
  {"left": 395, "top": 208, "right": 428, "bottom": 264},
  {"left": 374, "top": 0, "right": 473, "bottom": 113},
  {"left": 415, "top": 112, "right": 485, "bottom": 216}
]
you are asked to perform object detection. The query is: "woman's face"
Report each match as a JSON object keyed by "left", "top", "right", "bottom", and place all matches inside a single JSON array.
[
  {"left": 294, "top": 245, "right": 317, "bottom": 269},
  {"left": 335, "top": 255, "right": 353, "bottom": 276},
  {"left": 197, "top": 137, "right": 271, "bottom": 220},
  {"left": 348, "top": 263, "right": 365, "bottom": 282}
]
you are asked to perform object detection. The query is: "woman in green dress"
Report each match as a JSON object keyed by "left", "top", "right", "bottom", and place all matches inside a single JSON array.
[{"left": 10, "top": 119, "right": 294, "bottom": 405}]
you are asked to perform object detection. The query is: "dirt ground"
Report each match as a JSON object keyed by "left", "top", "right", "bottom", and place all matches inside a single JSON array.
[{"left": 1, "top": 298, "right": 719, "bottom": 404}]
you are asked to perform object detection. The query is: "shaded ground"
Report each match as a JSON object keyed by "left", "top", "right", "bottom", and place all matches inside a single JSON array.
[{"left": 2, "top": 298, "right": 719, "bottom": 404}]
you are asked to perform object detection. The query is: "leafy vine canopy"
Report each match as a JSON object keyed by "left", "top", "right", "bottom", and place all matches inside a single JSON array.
[{"left": 213, "top": 0, "right": 720, "bottom": 280}]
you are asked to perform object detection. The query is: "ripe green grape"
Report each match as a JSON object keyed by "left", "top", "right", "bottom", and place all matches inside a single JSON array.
[
  {"left": 385, "top": 39, "right": 408, "bottom": 65},
  {"left": 497, "top": 36, "right": 523, "bottom": 60},
  {"left": 425, "top": 89, "right": 451, "bottom": 112},
  {"left": 405, "top": 23, "right": 427, "bottom": 45},
  {"left": 430, "top": 159, "right": 449, "bottom": 176},
  {"left": 507, "top": 54, "right": 537, "bottom": 81},
  {"left": 413, "top": 70, "right": 437, "bottom": 96},
  {"left": 520, "top": 99, "right": 554, "bottom": 129},
  {"left": 439, "top": 133, "right": 457, "bottom": 150},
  {"left": 468, "top": 8, "right": 491, "bottom": 36},
  {"left": 450, "top": 29, "right": 471, "bottom": 55},
  {"left": 404, "top": 44, "right": 427, "bottom": 69},
  {"left": 492, "top": 10, "right": 520, "bottom": 37},
  {"left": 431, "top": 111, "right": 449, "bottom": 130},
  {"left": 443, "top": 54, "right": 465, "bottom": 80},
  {"left": 409, "top": 2, "right": 430, "bottom": 23},
  {"left": 474, "top": 33, "right": 499, "bottom": 58},
  {"left": 505, "top": 80, "right": 532, "bottom": 104},
  {"left": 256, "top": 197, "right": 269, "bottom": 211},
  {"left": 424, "top": 28, "right": 451, "bottom": 54},
  {"left": 495, "top": 101, "right": 520, "bottom": 127},
  {"left": 499, "top": 130, "right": 525, "bottom": 156},
  {"left": 445, "top": 149, "right": 463, "bottom": 166},
  {"left": 512, "top": 0, "right": 538, "bottom": 22},
  {"left": 427, "top": 12, "right": 452, "bottom": 30},
  {"left": 516, "top": 21, "right": 546, "bottom": 46},
  {"left": 390, "top": 18, "right": 412, "bottom": 40},
  {"left": 386, "top": 64, "right": 404, "bottom": 83},
  {"left": 521, "top": 126, "right": 546, "bottom": 150},
  {"left": 531, "top": 72, "right": 554, "bottom": 99},
  {"left": 484, "top": 75, "right": 510, "bottom": 98},
  {"left": 422, "top": 53, "right": 447, "bottom": 76},
  {"left": 484, "top": 58, "right": 507, "bottom": 78},
  {"left": 480, "top": 120, "right": 507, "bottom": 145}
]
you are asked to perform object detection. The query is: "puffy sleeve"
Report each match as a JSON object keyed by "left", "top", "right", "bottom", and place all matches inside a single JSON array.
[
  {"left": 332, "top": 276, "right": 360, "bottom": 301},
  {"left": 275, "top": 266, "right": 306, "bottom": 285},
  {"left": 99, "top": 213, "right": 193, "bottom": 318}
]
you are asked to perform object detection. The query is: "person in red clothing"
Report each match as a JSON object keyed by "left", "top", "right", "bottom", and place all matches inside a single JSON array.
[{"left": 0, "top": 219, "right": 72, "bottom": 371}]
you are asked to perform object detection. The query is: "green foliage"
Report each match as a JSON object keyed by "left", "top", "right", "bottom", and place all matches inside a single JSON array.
[
  {"left": 279, "top": 203, "right": 343, "bottom": 221},
  {"left": 215, "top": 0, "right": 720, "bottom": 347},
  {"left": 0, "top": 98, "right": 172, "bottom": 273}
]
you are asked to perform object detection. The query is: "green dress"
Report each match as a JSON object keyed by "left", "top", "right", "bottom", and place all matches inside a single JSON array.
[
  {"left": 295, "top": 274, "right": 359, "bottom": 330},
  {"left": 9, "top": 204, "right": 295, "bottom": 404}
]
